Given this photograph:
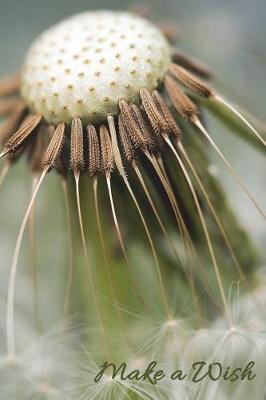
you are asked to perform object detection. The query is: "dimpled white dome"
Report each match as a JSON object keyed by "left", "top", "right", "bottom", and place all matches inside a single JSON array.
[{"left": 21, "top": 11, "right": 171, "bottom": 125}]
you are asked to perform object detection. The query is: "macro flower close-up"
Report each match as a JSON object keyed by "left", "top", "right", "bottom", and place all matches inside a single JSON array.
[{"left": 0, "top": 1, "right": 265, "bottom": 399}]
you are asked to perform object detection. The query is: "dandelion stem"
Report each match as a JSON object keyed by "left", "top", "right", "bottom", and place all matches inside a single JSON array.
[
  {"left": 146, "top": 152, "right": 215, "bottom": 305},
  {"left": 108, "top": 115, "right": 170, "bottom": 317},
  {"left": 93, "top": 176, "right": 129, "bottom": 338},
  {"left": 155, "top": 156, "right": 224, "bottom": 315},
  {"left": 164, "top": 135, "right": 232, "bottom": 324},
  {"left": 178, "top": 142, "right": 245, "bottom": 281},
  {"left": 194, "top": 118, "right": 265, "bottom": 219},
  {"left": 133, "top": 162, "right": 183, "bottom": 265},
  {"left": 214, "top": 95, "right": 266, "bottom": 147},
  {"left": 29, "top": 174, "right": 41, "bottom": 331},
  {"left": 61, "top": 178, "right": 74, "bottom": 317},
  {"left": 93, "top": 176, "right": 121, "bottom": 308},
  {"left": 145, "top": 151, "right": 187, "bottom": 249},
  {"left": 106, "top": 175, "right": 148, "bottom": 308},
  {"left": 0, "top": 160, "right": 11, "bottom": 188},
  {"left": 74, "top": 172, "right": 108, "bottom": 359},
  {"left": 93, "top": 177, "right": 109, "bottom": 273},
  {"left": 133, "top": 162, "right": 202, "bottom": 319},
  {"left": 106, "top": 175, "right": 129, "bottom": 264},
  {"left": 6, "top": 167, "right": 48, "bottom": 359}
]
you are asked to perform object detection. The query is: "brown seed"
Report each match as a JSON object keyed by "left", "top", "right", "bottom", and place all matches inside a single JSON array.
[
  {"left": 107, "top": 114, "right": 125, "bottom": 177},
  {"left": 130, "top": 104, "right": 155, "bottom": 150},
  {"left": 171, "top": 51, "right": 212, "bottom": 79},
  {"left": 87, "top": 124, "right": 102, "bottom": 176},
  {"left": 164, "top": 75, "right": 198, "bottom": 120},
  {"left": 153, "top": 91, "right": 181, "bottom": 139},
  {"left": 70, "top": 117, "right": 84, "bottom": 173},
  {"left": 100, "top": 125, "right": 114, "bottom": 176},
  {"left": 139, "top": 88, "right": 167, "bottom": 135},
  {"left": 118, "top": 115, "right": 135, "bottom": 162},
  {"left": 3, "top": 113, "right": 42, "bottom": 155},
  {"left": 0, "top": 101, "right": 27, "bottom": 146},
  {"left": 136, "top": 107, "right": 163, "bottom": 152},
  {"left": 47, "top": 125, "right": 68, "bottom": 176},
  {"left": 6, "top": 142, "right": 26, "bottom": 163},
  {"left": 169, "top": 64, "right": 213, "bottom": 98},
  {"left": 119, "top": 99, "right": 143, "bottom": 149},
  {"left": 43, "top": 122, "right": 65, "bottom": 168}
]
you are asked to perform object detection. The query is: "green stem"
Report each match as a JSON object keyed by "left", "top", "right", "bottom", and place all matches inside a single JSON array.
[{"left": 192, "top": 94, "right": 266, "bottom": 154}]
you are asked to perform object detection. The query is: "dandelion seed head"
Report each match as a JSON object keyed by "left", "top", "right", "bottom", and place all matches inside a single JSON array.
[{"left": 21, "top": 11, "right": 171, "bottom": 125}]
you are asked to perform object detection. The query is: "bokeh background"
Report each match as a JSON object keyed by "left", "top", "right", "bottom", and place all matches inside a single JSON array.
[{"left": 0, "top": 0, "right": 265, "bottom": 336}]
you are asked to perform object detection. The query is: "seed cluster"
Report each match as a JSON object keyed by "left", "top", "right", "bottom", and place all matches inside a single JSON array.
[
  {"left": 4, "top": 8, "right": 255, "bottom": 187},
  {"left": 21, "top": 11, "right": 171, "bottom": 124}
]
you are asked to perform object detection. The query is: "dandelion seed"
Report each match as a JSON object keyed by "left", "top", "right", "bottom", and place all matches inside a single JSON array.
[
  {"left": 164, "top": 75, "right": 265, "bottom": 218},
  {"left": 169, "top": 63, "right": 266, "bottom": 146}
]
